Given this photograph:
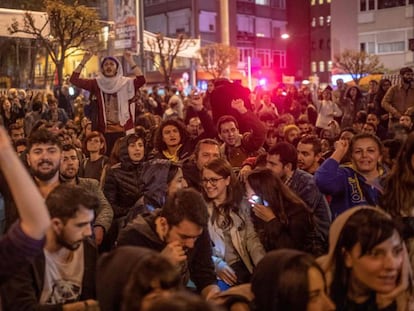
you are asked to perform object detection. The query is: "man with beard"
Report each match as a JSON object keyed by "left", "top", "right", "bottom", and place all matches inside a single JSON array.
[
  {"left": 118, "top": 188, "right": 220, "bottom": 300},
  {"left": 0, "top": 126, "right": 50, "bottom": 284},
  {"left": 0, "top": 128, "right": 62, "bottom": 231},
  {"left": 296, "top": 135, "right": 322, "bottom": 175},
  {"left": 382, "top": 67, "right": 414, "bottom": 128},
  {"left": 60, "top": 144, "right": 113, "bottom": 247},
  {"left": 26, "top": 128, "right": 62, "bottom": 198},
  {"left": 1, "top": 184, "right": 100, "bottom": 310}
]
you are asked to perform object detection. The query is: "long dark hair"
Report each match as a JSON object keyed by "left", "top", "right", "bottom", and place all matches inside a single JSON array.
[
  {"left": 381, "top": 132, "right": 414, "bottom": 216},
  {"left": 201, "top": 158, "right": 244, "bottom": 230},
  {"left": 252, "top": 249, "right": 327, "bottom": 311},
  {"left": 246, "top": 168, "right": 307, "bottom": 225},
  {"left": 330, "top": 209, "right": 401, "bottom": 306}
]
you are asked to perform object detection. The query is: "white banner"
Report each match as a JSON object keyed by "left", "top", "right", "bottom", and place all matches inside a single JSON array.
[{"left": 143, "top": 30, "right": 200, "bottom": 58}]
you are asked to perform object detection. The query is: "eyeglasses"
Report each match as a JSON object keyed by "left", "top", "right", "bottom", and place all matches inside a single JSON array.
[{"left": 201, "top": 177, "right": 224, "bottom": 186}]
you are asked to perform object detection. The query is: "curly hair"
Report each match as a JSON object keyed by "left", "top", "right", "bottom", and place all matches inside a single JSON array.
[{"left": 153, "top": 119, "right": 188, "bottom": 153}]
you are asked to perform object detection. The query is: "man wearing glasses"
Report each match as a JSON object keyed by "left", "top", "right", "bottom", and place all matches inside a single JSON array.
[{"left": 117, "top": 188, "right": 220, "bottom": 299}]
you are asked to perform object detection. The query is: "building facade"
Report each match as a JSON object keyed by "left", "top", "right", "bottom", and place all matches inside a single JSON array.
[
  {"left": 142, "top": 0, "right": 288, "bottom": 89},
  {"left": 356, "top": 0, "right": 414, "bottom": 71}
]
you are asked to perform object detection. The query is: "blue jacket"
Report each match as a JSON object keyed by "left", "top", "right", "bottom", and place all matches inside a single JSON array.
[{"left": 315, "top": 158, "right": 383, "bottom": 219}]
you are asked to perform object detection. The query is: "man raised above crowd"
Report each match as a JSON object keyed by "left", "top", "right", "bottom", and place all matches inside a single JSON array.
[{"left": 70, "top": 50, "right": 146, "bottom": 155}]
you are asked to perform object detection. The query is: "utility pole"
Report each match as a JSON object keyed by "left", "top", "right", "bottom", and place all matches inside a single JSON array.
[{"left": 219, "top": 0, "right": 230, "bottom": 79}]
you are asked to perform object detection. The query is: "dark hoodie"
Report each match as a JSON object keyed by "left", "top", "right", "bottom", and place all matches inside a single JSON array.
[
  {"left": 117, "top": 211, "right": 217, "bottom": 293},
  {"left": 103, "top": 134, "right": 147, "bottom": 219}
]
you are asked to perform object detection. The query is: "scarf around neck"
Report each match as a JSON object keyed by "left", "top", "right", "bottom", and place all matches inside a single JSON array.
[{"left": 96, "top": 57, "right": 135, "bottom": 126}]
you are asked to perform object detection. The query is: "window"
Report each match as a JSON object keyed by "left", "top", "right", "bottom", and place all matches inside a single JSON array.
[
  {"left": 319, "top": 39, "right": 324, "bottom": 49},
  {"left": 144, "top": 0, "right": 165, "bottom": 5},
  {"left": 326, "top": 0, "right": 331, "bottom": 2},
  {"left": 318, "top": 0, "right": 324, "bottom": 4},
  {"left": 168, "top": 9, "right": 191, "bottom": 34},
  {"left": 256, "top": 49, "right": 271, "bottom": 68},
  {"left": 237, "top": 15, "right": 255, "bottom": 33},
  {"left": 239, "top": 47, "right": 254, "bottom": 64},
  {"left": 319, "top": 16, "right": 324, "bottom": 26},
  {"left": 319, "top": 61, "right": 325, "bottom": 72},
  {"left": 360, "top": 0, "right": 367, "bottom": 10},
  {"left": 327, "top": 61, "right": 333, "bottom": 71},
  {"left": 255, "top": 0, "right": 270, "bottom": 5},
  {"left": 272, "top": 50, "right": 287, "bottom": 68},
  {"left": 199, "top": 11, "right": 217, "bottom": 33},
  {"left": 311, "top": 0, "right": 316, "bottom": 5},
  {"left": 326, "top": 15, "right": 331, "bottom": 26},
  {"left": 311, "top": 41, "right": 316, "bottom": 50},
  {"left": 311, "top": 61, "right": 317, "bottom": 73},
  {"left": 378, "top": 41, "right": 405, "bottom": 53},
  {"left": 378, "top": 0, "right": 405, "bottom": 9},
  {"left": 271, "top": 0, "right": 286, "bottom": 8},
  {"left": 360, "top": 0, "right": 375, "bottom": 10},
  {"left": 410, "top": 0, "right": 413, "bottom": 4},
  {"left": 360, "top": 42, "right": 375, "bottom": 53},
  {"left": 327, "top": 39, "right": 331, "bottom": 49},
  {"left": 256, "top": 18, "right": 272, "bottom": 38},
  {"left": 311, "top": 17, "right": 316, "bottom": 27},
  {"left": 35, "top": 63, "right": 42, "bottom": 77}
]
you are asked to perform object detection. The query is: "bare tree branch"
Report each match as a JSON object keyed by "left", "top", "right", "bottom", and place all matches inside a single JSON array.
[
  {"left": 198, "top": 43, "right": 238, "bottom": 79},
  {"left": 145, "top": 32, "right": 197, "bottom": 85},
  {"left": 333, "top": 49, "right": 384, "bottom": 85},
  {"left": 8, "top": 0, "right": 101, "bottom": 87}
]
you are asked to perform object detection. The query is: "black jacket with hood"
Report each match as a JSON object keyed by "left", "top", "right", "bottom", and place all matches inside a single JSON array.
[{"left": 117, "top": 210, "right": 217, "bottom": 293}]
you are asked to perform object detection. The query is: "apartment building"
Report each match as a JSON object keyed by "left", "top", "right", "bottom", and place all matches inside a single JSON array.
[
  {"left": 357, "top": 0, "right": 414, "bottom": 71},
  {"left": 142, "top": 0, "right": 288, "bottom": 88}
]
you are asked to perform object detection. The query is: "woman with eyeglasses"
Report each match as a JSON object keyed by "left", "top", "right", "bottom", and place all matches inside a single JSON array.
[{"left": 201, "top": 158, "right": 265, "bottom": 290}]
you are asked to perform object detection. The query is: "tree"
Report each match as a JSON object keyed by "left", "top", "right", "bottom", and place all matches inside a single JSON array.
[
  {"left": 8, "top": 0, "right": 102, "bottom": 87},
  {"left": 198, "top": 43, "right": 239, "bottom": 79},
  {"left": 145, "top": 32, "right": 198, "bottom": 85},
  {"left": 333, "top": 49, "right": 384, "bottom": 85}
]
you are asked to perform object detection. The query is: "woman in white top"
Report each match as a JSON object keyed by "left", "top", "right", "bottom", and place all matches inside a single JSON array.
[
  {"left": 201, "top": 158, "right": 265, "bottom": 290},
  {"left": 314, "top": 86, "right": 343, "bottom": 135}
]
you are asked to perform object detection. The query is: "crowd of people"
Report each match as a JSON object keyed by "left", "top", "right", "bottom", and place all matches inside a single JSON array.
[{"left": 0, "top": 53, "right": 413, "bottom": 311}]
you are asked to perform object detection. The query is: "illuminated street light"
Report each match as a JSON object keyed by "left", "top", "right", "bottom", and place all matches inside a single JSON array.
[{"left": 281, "top": 33, "right": 290, "bottom": 40}]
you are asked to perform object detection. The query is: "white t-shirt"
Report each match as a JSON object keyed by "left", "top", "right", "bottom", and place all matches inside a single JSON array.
[{"left": 40, "top": 244, "right": 84, "bottom": 304}]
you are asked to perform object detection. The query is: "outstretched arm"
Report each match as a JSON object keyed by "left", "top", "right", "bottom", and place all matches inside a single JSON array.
[
  {"left": 124, "top": 50, "right": 143, "bottom": 76},
  {"left": 74, "top": 50, "right": 94, "bottom": 74},
  {"left": 0, "top": 127, "right": 50, "bottom": 240}
]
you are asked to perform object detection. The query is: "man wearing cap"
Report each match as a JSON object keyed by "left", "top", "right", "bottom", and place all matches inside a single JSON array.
[
  {"left": 382, "top": 67, "right": 414, "bottom": 128},
  {"left": 70, "top": 50, "right": 145, "bottom": 154}
]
